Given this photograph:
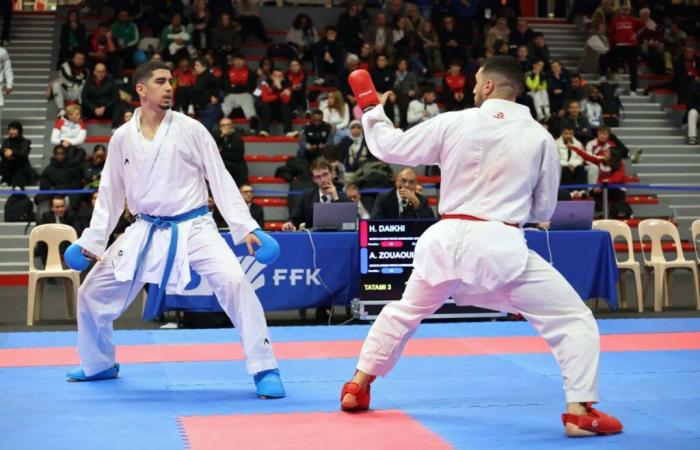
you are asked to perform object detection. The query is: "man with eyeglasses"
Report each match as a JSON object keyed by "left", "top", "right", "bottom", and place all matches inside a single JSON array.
[
  {"left": 370, "top": 167, "right": 434, "bottom": 219},
  {"left": 240, "top": 183, "right": 264, "bottom": 229},
  {"left": 282, "top": 158, "right": 349, "bottom": 231}
]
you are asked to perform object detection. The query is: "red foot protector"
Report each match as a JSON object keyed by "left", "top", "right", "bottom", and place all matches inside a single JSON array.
[
  {"left": 340, "top": 376, "right": 376, "bottom": 412},
  {"left": 179, "top": 410, "right": 452, "bottom": 450},
  {"left": 562, "top": 403, "right": 623, "bottom": 435}
]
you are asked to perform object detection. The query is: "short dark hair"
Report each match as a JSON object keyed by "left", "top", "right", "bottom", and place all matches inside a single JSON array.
[
  {"left": 598, "top": 125, "right": 611, "bottom": 134},
  {"left": 562, "top": 125, "right": 574, "bottom": 131},
  {"left": 93, "top": 144, "right": 107, "bottom": 154},
  {"left": 310, "top": 158, "right": 332, "bottom": 172},
  {"left": 51, "top": 196, "right": 66, "bottom": 207},
  {"left": 7, "top": 120, "right": 22, "bottom": 134},
  {"left": 321, "top": 145, "right": 342, "bottom": 162},
  {"left": 311, "top": 108, "right": 323, "bottom": 116},
  {"left": 481, "top": 55, "right": 523, "bottom": 92},
  {"left": 53, "top": 145, "right": 66, "bottom": 154},
  {"left": 194, "top": 57, "right": 208, "bottom": 68},
  {"left": 132, "top": 61, "right": 171, "bottom": 90}
]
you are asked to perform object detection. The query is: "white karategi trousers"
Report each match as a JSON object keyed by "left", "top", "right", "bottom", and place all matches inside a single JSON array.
[
  {"left": 357, "top": 226, "right": 600, "bottom": 404},
  {"left": 77, "top": 215, "right": 278, "bottom": 376}
]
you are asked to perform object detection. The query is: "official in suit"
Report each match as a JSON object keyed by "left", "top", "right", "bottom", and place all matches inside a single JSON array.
[
  {"left": 371, "top": 168, "right": 435, "bottom": 219},
  {"left": 282, "top": 158, "right": 349, "bottom": 230},
  {"left": 240, "top": 183, "right": 265, "bottom": 229},
  {"left": 36, "top": 196, "right": 76, "bottom": 267}
]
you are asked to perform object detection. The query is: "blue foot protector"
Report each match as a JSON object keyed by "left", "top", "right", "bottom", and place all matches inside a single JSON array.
[
  {"left": 254, "top": 368, "right": 286, "bottom": 399},
  {"left": 66, "top": 363, "right": 120, "bottom": 382}
]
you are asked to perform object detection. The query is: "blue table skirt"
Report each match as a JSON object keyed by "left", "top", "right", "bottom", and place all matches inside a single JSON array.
[
  {"left": 525, "top": 229, "right": 618, "bottom": 308},
  {"left": 156, "top": 232, "right": 360, "bottom": 313},
  {"left": 149, "top": 229, "right": 618, "bottom": 314}
]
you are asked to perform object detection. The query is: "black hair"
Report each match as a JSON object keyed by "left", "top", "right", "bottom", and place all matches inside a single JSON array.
[
  {"left": 7, "top": 121, "right": 22, "bottom": 134},
  {"left": 132, "top": 61, "right": 171, "bottom": 90},
  {"left": 481, "top": 55, "right": 523, "bottom": 91}
]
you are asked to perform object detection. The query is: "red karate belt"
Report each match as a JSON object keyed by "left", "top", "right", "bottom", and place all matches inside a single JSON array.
[{"left": 440, "top": 214, "right": 520, "bottom": 229}]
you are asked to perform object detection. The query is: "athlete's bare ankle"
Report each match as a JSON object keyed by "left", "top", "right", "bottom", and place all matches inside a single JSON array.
[
  {"left": 566, "top": 402, "right": 588, "bottom": 415},
  {"left": 351, "top": 370, "right": 374, "bottom": 389}
]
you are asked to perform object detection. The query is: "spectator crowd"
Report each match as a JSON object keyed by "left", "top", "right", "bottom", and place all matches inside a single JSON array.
[{"left": 1, "top": 0, "right": 699, "bottom": 242}]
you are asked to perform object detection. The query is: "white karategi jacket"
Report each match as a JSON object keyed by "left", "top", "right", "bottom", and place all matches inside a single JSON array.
[
  {"left": 361, "top": 99, "right": 560, "bottom": 292},
  {"left": 76, "top": 109, "right": 259, "bottom": 293}
]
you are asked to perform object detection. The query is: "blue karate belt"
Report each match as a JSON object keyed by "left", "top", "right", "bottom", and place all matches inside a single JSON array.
[{"left": 131, "top": 205, "right": 209, "bottom": 320}]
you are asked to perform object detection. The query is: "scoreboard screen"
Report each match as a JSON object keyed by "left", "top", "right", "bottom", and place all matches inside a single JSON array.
[{"left": 359, "top": 219, "right": 437, "bottom": 300}]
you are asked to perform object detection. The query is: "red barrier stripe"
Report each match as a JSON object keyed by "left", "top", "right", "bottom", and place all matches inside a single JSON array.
[
  {"left": 252, "top": 197, "right": 287, "bottom": 207},
  {"left": 1, "top": 332, "right": 699, "bottom": 368}
]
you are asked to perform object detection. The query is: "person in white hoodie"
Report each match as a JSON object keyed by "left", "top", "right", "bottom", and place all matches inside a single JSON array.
[
  {"left": 406, "top": 87, "right": 440, "bottom": 127},
  {"left": 556, "top": 126, "right": 587, "bottom": 198},
  {"left": 320, "top": 89, "right": 350, "bottom": 143}
]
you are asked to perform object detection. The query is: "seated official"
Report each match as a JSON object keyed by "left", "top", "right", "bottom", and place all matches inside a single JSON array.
[
  {"left": 345, "top": 183, "right": 373, "bottom": 220},
  {"left": 371, "top": 168, "right": 435, "bottom": 219},
  {"left": 35, "top": 196, "right": 75, "bottom": 267},
  {"left": 282, "top": 158, "right": 349, "bottom": 231},
  {"left": 240, "top": 183, "right": 265, "bottom": 229}
]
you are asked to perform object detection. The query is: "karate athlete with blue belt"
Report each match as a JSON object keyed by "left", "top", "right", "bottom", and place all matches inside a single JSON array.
[{"left": 63, "top": 60, "right": 285, "bottom": 399}]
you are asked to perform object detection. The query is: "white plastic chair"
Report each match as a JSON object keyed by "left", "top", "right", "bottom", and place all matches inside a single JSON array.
[
  {"left": 27, "top": 224, "right": 81, "bottom": 326},
  {"left": 593, "top": 220, "right": 644, "bottom": 312},
  {"left": 637, "top": 219, "right": 700, "bottom": 312},
  {"left": 692, "top": 219, "right": 700, "bottom": 264},
  {"left": 693, "top": 219, "right": 700, "bottom": 299}
]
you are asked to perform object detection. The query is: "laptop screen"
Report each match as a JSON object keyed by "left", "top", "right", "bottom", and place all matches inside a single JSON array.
[{"left": 312, "top": 202, "right": 358, "bottom": 230}]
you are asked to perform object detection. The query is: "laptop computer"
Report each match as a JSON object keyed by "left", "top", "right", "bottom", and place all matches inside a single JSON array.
[
  {"left": 548, "top": 201, "right": 595, "bottom": 230},
  {"left": 312, "top": 202, "right": 358, "bottom": 231}
]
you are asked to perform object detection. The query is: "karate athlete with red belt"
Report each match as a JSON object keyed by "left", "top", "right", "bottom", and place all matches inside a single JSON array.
[{"left": 341, "top": 55, "right": 622, "bottom": 437}]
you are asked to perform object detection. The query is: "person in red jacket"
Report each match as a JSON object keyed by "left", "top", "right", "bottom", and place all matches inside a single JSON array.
[
  {"left": 172, "top": 57, "right": 197, "bottom": 115},
  {"left": 286, "top": 58, "right": 307, "bottom": 116},
  {"left": 570, "top": 143, "right": 630, "bottom": 218},
  {"left": 222, "top": 54, "right": 259, "bottom": 133},
  {"left": 609, "top": 3, "right": 644, "bottom": 94},
  {"left": 257, "top": 68, "right": 293, "bottom": 136},
  {"left": 441, "top": 59, "right": 473, "bottom": 111}
]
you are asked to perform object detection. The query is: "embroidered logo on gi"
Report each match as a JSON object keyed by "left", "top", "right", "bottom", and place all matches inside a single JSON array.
[
  {"left": 124, "top": 158, "right": 130, "bottom": 165},
  {"left": 118, "top": 250, "right": 124, "bottom": 256},
  {"left": 264, "top": 338, "right": 270, "bottom": 345},
  {"left": 494, "top": 112, "right": 505, "bottom": 119}
]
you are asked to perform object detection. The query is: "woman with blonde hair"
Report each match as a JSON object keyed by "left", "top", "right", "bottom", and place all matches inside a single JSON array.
[
  {"left": 320, "top": 90, "right": 350, "bottom": 143},
  {"left": 50, "top": 103, "right": 87, "bottom": 167},
  {"left": 405, "top": 3, "right": 424, "bottom": 31},
  {"left": 392, "top": 16, "right": 414, "bottom": 45},
  {"left": 419, "top": 20, "right": 443, "bottom": 71},
  {"left": 485, "top": 17, "right": 511, "bottom": 52}
]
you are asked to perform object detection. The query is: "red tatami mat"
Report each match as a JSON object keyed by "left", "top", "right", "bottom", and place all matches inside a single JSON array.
[
  {"left": 2, "top": 332, "right": 700, "bottom": 368},
  {"left": 179, "top": 410, "right": 452, "bottom": 450}
]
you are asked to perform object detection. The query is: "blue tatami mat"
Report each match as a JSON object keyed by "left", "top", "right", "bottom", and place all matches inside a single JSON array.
[
  {"left": 3, "top": 318, "right": 700, "bottom": 349},
  {"left": 1, "top": 319, "right": 699, "bottom": 449}
]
